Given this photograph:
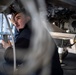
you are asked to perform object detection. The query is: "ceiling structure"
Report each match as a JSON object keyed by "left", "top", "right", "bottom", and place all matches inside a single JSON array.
[
  {"left": 46, "top": 0, "right": 76, "bottom": 10},
  {"left": 0, "top": 0, "right": 14, "bottom": 12},
  {"left": 0, "top": 0, "right": 76, "bottom": 22},
  {"left": 46, "top": 0, "right": 76, "bottom": 22}
]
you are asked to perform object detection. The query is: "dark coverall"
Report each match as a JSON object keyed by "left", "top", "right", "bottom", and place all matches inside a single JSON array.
[{"left": 0, "top": 24, "right": 63, "bottom": 75}]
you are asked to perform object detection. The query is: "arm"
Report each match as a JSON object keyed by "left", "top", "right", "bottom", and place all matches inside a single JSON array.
[{"left": 3, "top": 38, "right": 30, "bottom": 64}]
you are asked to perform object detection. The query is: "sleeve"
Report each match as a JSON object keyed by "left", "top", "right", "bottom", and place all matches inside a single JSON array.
[
  {"left": 4, "top": 47, "right": 14, "bottom": 64},
  {"left": 4, "top": 38, "right": 30, "bottom": 64}
]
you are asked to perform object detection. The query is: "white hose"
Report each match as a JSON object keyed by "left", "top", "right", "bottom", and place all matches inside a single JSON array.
[{"left": 4, "top": 13, "right": 16, "bottom": 72}]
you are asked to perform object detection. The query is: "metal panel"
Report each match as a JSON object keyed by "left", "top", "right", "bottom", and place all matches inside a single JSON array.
[{"left": 0, "top": 0, "right": 14, "bottom": 12}]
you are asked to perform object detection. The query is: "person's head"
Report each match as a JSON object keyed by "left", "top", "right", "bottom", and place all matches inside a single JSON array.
[{"left": 11, "top": 12, "right": 30, "bottom": 31}]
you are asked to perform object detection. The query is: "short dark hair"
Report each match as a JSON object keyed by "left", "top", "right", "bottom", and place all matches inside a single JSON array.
[
  {"left": 9, "top": 0, "right": 27, "bottom": 15},
  {"left": 10, "top": 0, "right": 31, "bottom": 21}
]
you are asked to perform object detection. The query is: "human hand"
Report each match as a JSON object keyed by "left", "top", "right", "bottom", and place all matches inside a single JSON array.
[
  {"left": 2, "top": 40, "right": 12, "bottom": 49},
  {"left": 9, "top": 17, "right": 16, "bottom": 26}
]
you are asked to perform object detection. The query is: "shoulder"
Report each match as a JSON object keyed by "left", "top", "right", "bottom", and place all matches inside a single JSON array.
[{"left": 19, "top": 28, "right": 32, "bottom": 40}]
